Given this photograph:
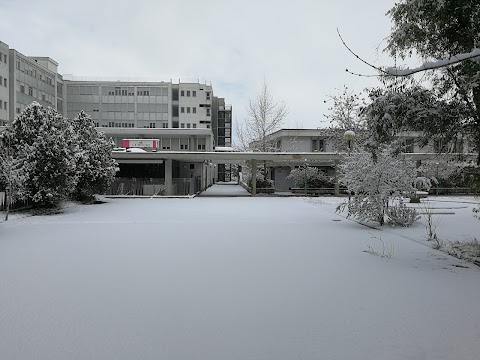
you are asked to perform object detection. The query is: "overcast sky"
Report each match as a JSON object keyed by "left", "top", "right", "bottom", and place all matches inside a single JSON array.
[{"left": 1, "top": 0, "right": 399, "bottom": 137}]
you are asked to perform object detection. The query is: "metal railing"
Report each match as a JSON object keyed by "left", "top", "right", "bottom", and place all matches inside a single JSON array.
[{"left": 106, "top": 177, "right": 202, "bottom": 196}]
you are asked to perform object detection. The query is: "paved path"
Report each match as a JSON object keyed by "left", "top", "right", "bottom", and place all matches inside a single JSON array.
[{"left": 199, "top": 183, "right": 251, "bottom": 197}]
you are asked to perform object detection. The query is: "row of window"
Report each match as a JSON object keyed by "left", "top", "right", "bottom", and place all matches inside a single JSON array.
[
  {"left": 103, "top": 121, "right": 170, "bottom": 129},
  {"left": 0, "top": 52, "right": 7, "bottom": 63},
  {"left": 180, "top": 123, "right": 197, "bottom": 129},
  {"left": 180, "top": 106, "right": 197, "bottom": 114},
  {"left": 180, "top": 90, "right": 197, "bottom": 97},
  {"left": 17, "top": 81, "right": 54, "bottom": 105},
  {"left": 16, "top": 60, "right": 54, "bottom": 86},
  {"left": 0, "top": 76, "right": 7, "bottom": 87},
  {"left": 67, "top": 86, "right": 170, "bottom": 97}
]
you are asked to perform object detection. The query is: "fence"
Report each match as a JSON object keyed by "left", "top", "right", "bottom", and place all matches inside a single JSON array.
[{"left": 106, "top": 177, "right": 202, "bottom": 196}]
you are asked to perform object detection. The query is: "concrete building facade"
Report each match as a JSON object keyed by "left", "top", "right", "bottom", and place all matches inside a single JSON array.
[
  {"left": 0, "top": 42, "right": 9, "bottom": 126},
  {"left": 0, "top": 40, "right": 234, "bottom": 194}
]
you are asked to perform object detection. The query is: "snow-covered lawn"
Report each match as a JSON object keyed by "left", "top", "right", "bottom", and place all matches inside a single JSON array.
[{"left": 1, "top": 193, "right": 479, "bottom": 360}]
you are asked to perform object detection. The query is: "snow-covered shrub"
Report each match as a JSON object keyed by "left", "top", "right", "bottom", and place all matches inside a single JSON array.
[
  {"left": 415, "top": 176, "right": 434, "bottom": 191},
  {"left": 71, "top": 111, "right": 118, "bottom": 202},
  {"left": 286, "top": 166, "right": 333, "bottom": 188},
  {"left": 386, "top": 203, "right": 419, "bottom": 227},
  {"left": 3, "top": 102, "right": 77, "bottom": 207},
  {"left": 444, "top": 238, "right": 480, "bottom": 264},
  {"left": 337, "top": 146, "right": 418, "bottom": 225},
  {"left": 246, "top": 173, "right": 274, "bottom": 189}
]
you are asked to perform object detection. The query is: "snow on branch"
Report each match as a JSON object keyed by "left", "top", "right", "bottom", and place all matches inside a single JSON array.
[
  {"left": 384, "top": 49, "right": 480, "bottom": 76},
  {"left": 337, "top": 28, "right": 480, "bottom": 78}
]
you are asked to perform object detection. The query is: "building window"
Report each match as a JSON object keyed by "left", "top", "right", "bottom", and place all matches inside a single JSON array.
[
  {"left": 192, "top": 90, "right": 196, "bottom": 97},
  {"left": 187, "top": 123, "right": 191, "bottom": 128},
  {"left": 16, "top": 61, "right": 20, "bottom": 70},
  {"left": 28, "top": 87, "right": 33, "bottom": 96},
  {"left": 193, "top": 123, "right": 196, "bottom": 128},
  {"left": 16, "top": 107, "right": 20, "bottom": 114},
  {"left": 19, "top": 84, "right": 25, "bottom": 93},
  {"left": 181, "top": 107, "right": 185, "bottom": 113},
  {"left": 186, "top": 90, "right": 190, "bottom": 97},
  {"left": 193, "top": 107, "right": 196, "bottom": 114},
  {"left": 180, "top": 144, "right": 188, "bottom": 150},
  {"left": 162, "top": 122, "right": 168, "bottom": 128},
  {"left": 3, "top": 101, "right": 6, "bottom": 110},
  {"left": 206, "top": 108, "right": 210, "bottom": 116},
  {"left": 181, "top": 90, "right": 184, "bottom": 96},
  {"left": 181, "top": 123, "right": 185, "bottom": 128},
  {"left": 206, "top": 91, "right": 210, "bottom": 100},
  {"left": 198, "top": 144, "right": 205, "bottom": 150},
  {"left": 3, "top": 78, "right": 6, "bottom": 87},
  {"left": 187, "top": 107, "right": 190, "bottom": 113},
  {"left": 312, "top": 139, "right": 324, "bottom": 152},
  {"left": 149, "top": 123, "right": 156, "bottom": 128}
]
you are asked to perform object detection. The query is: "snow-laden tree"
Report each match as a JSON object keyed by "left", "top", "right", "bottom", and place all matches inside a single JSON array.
[
  {"left": 286, "top": 166, "right": 333, "bottom": 188},
  {"left": 0, "top": 135, "right": 27, "bottom": 220},
  {"left": 3, "top": 102, "right": 77, "bottom": 207},
  {"left": 384, "top": 0, "right": 480, "bottom": 162},
  {"left": 337, "top": 146, "right": 418, "bottom": 226},
  {"left": 71, "top": 111, "right": 118, "bottom": 201}
]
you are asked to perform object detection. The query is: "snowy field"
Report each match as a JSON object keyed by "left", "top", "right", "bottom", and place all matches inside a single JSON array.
[{"left": 1, "top": 191, "right": 479, "bottom": 360}]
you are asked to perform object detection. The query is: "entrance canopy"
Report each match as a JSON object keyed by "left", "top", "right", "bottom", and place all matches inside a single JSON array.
[{"left": 112, "top": 151, "right": 344, "bottom": 164}]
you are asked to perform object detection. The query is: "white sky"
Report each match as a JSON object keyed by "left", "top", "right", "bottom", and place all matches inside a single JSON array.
[{"left": 0, "top": 0, "right": 398, "bottom": 137}]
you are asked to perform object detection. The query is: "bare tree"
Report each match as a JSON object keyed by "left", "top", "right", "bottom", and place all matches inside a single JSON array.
[
  {"left": 237, "top": 80, "right": 288, "bottom": 151},
  {"left": 236, "top": 80, "right": 288, "bottom": 184}
]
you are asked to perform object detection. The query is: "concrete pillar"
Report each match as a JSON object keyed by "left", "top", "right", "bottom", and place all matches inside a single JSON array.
[
  {"left": 165, "top": 159, "right": 173, "bottom": 195},
  {"left": 251, "top": 159, "right": 257, "bottom": 196},
  {"left": 334, "top": 160, "right": 340, "bottom": 196}
]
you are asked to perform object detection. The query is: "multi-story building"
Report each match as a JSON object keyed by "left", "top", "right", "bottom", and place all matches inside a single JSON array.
[
  {"left": 0, "top": 40, "right": 235, "bottom": 194},
  {"left": 0, "top": 42, "right": 10, "bottom": 126},
  {"left": 63, "top": 78, "right": 216, "bottom": 131},
  {"left": 0, "top": 41, "right": 230, "bottom": 144},
  {"left": 8, "top": 52, "right": 60, "bottom": 121}
]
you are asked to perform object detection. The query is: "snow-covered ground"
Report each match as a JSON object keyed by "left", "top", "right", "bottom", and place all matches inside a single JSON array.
[{"left": 1, "top": 191, "right": 479, "bottom": 360}]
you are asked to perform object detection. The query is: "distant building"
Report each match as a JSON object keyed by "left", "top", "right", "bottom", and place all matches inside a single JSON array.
[{"left": 0, "top": 39, "right": 234, "bottom": 191}]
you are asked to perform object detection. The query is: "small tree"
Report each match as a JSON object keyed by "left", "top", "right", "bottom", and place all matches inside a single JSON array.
[
  {"left": 71, "top": 111, "right": 118, "bottom": 202},
  {"left": 337, "top": 146, "right": 418, "bottom": 225}
]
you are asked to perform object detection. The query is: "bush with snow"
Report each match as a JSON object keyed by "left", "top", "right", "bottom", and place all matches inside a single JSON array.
[
  {"left": 286, "top": 166, "right": 333, "bottom": 188},
  {"left": 71, "top": 111, "right": 118, "bottom": 202},
  {"left": 386, "top": 202, "right": 419, "bottom": 227},
  {"left": 336, "top": 146, "right": 418, "bottom": 226}
]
